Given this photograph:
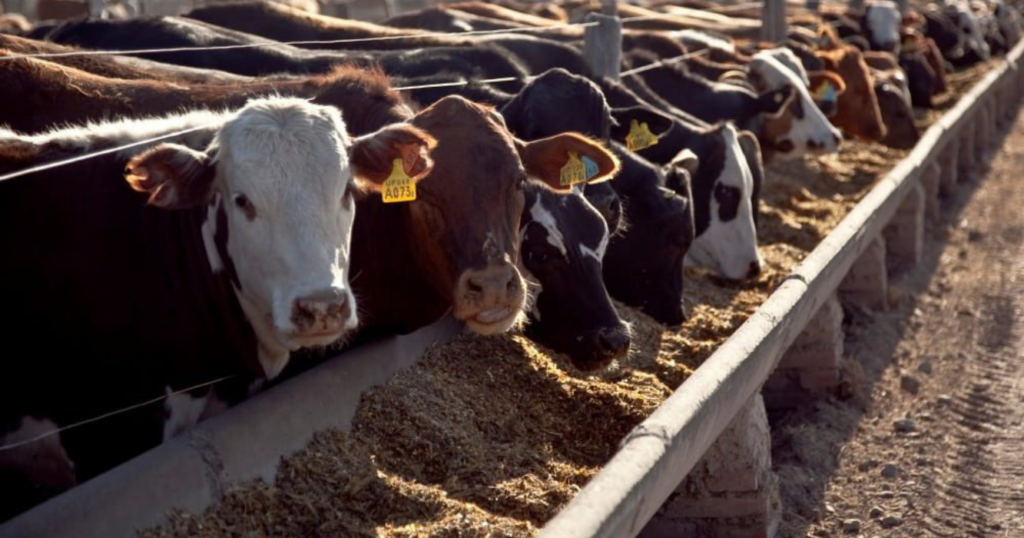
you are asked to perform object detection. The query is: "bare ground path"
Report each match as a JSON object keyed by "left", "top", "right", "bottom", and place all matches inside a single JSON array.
[{"left": 773, "top": 104, "right": 1024, "bottom": 538}]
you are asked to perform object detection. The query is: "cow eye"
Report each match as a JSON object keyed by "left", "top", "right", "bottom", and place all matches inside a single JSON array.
[{"left": 233, "top": 194, "right": 257, "bottom": 220}]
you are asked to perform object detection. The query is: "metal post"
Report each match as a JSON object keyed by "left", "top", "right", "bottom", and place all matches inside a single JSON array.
[
  {"left": 762, "top": 0, "right": 786, "bottom": 44},
  {"left": 87, "top": 0, "right": 105, "bottom": 17},
  {"left": 601, "top": 0, "right": 616, "bottom": 16},
  {"left": 583, "top": 12, "right": 622, "bottom": 80}
]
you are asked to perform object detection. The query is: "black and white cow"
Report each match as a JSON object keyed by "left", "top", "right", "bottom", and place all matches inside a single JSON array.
[
  {"left": 597, "top": 79, "right": 765, "bottom": 281},
  {"left": 0, "top": 98, "right": 434, "bottom": 514}
]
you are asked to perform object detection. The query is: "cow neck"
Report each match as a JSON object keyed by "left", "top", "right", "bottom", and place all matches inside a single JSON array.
[{"left": 348, "top": 196, "right": 449, "bottom": 342}]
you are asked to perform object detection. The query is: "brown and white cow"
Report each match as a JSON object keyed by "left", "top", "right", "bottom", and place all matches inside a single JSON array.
[{"left": 0, "top": 97, "right": 434, "bottom": 513}]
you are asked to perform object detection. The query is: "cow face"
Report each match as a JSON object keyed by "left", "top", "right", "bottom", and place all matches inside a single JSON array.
[
  {"left": 750, "top": 51, "right": 843, "bottom": 160},
  {"left": 685, "top": 124, "right": 762, "bottom": 281},
  {"left": 875, "top": 76, "right": 921, "bottom": 150},
  {"left": 865, "top": 1, "right": 902, "bottom": 52},
  {"left": 520, "top": 185, "right": 629, "bottom": 371},
  {"left": 125, "top": 98, "right": 435, "bottom": 377},
  {"left": 946, "top": 1, "right": 991, "bottom": 62},
  {"left": 819, "top": 48, "right": 887, "bottom": 142},
  {"left": 407, "top": 96, "right": 618, "bottom": 335},
  {"left": 603, "top": 145, "right": 695, "bottom": 326}
]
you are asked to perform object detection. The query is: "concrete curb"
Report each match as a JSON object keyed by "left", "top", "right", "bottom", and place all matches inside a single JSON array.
[
  {"left": 1, "top": 316, "right": 463, "bottom": 538},
  {"left": 537, "top": 40, "right": 1024, "bottom": 538}
]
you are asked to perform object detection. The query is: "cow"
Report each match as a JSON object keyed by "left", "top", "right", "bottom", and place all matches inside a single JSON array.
[
  {"left": 183, "top": 1, "right": 593, "bottom": 75},
  {"left": 496, "top": 69, "right": 695, "bottom": 324},
  {"left": 596, "top": 78, "right": 765, "bottom": 281},
  {"left": 622, "top": 50, "right": 797, "bottom": 135},
  {"left": 519, "top": 185, "right": 631, "bottom": 370},
  {"left": 0, "top": 97, "right": 435, "bottom": 514},
  {"left": 602, "top": 143, "right": 696, "bottom": 325},
  {"left": 944, "top": 0, "right": 992, "bottom": 64},
  {"left": 746, "top": 51, "right": 844, "bottom": 161},
  {"left": 0, "top": 34, "right": 252, "bottom": 84},
  {"left": 862, "top": 0, "right": 903, "bottom": 52},
  {"left": 873, "top": 69, "right": 921, "bottom": 149},
  {"left": 814, "top": 46, "right": 887, "bottom": 142}
]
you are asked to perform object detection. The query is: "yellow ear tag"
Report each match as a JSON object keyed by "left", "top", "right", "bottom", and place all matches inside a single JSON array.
[
  {"left": 625, "top": 119, "right": 660, "bottom": 152},
  {"left": 382, "top": 158, "right": 416, "bottom": 203},
  {"left": 560, "top": 152, "right": 588, "bottom": 187},
  {"left": 813, "top": 80, "right": 838, "bottom": 104}
]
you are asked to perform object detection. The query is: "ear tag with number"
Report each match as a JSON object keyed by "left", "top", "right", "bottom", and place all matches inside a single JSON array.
[
  {"left": 560, "top": 151, "right": 587, "bottom": 187},
  {"left": 813, "top": 79, "right": 839, "bottom": 104},
  {"left": 382, "top": 158, "right": 416, "bottom": 203},
  {"left": 625, "top": 119, "right": 660, "bottom": 152}
]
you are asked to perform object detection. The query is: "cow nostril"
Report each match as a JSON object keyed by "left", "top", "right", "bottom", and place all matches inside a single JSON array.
[
  {"left": 807, "top": 139, "right": 822, "bottom": 150},
  {"left": 467, "top": 278, "right": 484, "bottom": 294},
  {"left": 834, "top": 133, "right": 843, "bottom": 146}
]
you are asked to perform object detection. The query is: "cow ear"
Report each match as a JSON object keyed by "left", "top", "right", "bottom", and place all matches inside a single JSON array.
[
  {"left": 755, "top": 85, "right": 796, "bottom": 119},
  {"left": 518, "top": 133, "right": 620, "bottom": 191},
  {"left": 125, "top": 143, "right": 215, "bottom": 209},
  {"left": 668, "top": 148, "right": 699, "bottom": 176},
  {"left": 350, "top": 123, "right": 436, "bottom": 192},
  {"left": 609, "top": 106, "right": 673, "bottom": 142},
  {"left": 808, "top": 70, "right": 847, "bottom": 97}
]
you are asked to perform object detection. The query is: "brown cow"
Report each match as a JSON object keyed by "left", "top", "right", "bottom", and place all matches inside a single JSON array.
[
  {"left": 0, "top": 55, "right": 620, "bottom": 338},
  {"left": 0, "top": 34, "right": 250, "bottom": 84},
  {"left": 815, "top": 46, "right": 887, "bottom": 142}
]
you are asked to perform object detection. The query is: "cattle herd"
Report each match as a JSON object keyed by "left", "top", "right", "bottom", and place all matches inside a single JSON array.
[{"left": 0, "top": 0, "right": 1020, "bottom": 522}]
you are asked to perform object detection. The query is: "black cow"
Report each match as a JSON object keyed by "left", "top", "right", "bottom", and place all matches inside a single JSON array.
[
  {"left": 603, "top": 143, "right": 695, "bottom": 325},
  {"left": 623, "top": 50, "right": 794, "bottom": 130}
]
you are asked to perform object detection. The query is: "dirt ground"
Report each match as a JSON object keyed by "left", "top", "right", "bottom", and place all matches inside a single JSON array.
[{"left": 773, "top": 104, "right": 1024, "bottom": 537}]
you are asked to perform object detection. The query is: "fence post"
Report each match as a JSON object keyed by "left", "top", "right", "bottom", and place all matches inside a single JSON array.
[
  {"left": 87, "top": 0, "right": 104, "bottom": 17},
  {"left": 583, "top": 12, "right": 622, "bottom": 80},
  {"left": 762, "top": 0, "right": 787, "bottom": 44}
]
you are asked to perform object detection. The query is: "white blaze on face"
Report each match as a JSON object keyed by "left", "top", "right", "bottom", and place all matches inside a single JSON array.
[
  {"left": 865, "top": 1, "right": 902, "bottom": 51},
  {"left": 750, "top": 51, "right": 843, "bottom": 160},
  {"left": 685, "top": 125, "right": 761, "bottom": 280},
  {"left": 572, "top": 190, "right": 609, "bottom": 264},
  {"left": 528, "top": 195, "right": 569, "bottom": 258},
  {"left": 205, "top": 99, "right": 357, "bottom": 377}
]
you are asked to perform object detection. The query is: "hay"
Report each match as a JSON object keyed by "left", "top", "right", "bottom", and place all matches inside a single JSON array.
[{"left": 140, "top": 61, "right": 995, "bottom": 538}]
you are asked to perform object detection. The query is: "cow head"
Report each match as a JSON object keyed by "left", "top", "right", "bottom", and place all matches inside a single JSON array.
[
  {"left": 864, "top": 0, "right": 902, "bottom": 52},
  {"left": 946, "top": 0, "right": 991, "bottom": 63},
  {"left": 684, "top": 124, "right": 762, "bottom": 281},
  {"left": 406, "top": 95, "right": 617, "bottom": 335},
  {"left": 818, "top": 47, "right": 887, "bottom": 142},
  {"left": 749, "top": 51, "right": 843, "bottom": 160},
  {"left": 125, "top": 98, "right": 435, "bottom": 378},
  {"left": 875, "top": 73, "right": 921, "bottom": 149},
  {"left": 500, "top": 68, "right": 667, "bottom": 234},
  {"left": 520, "top": 185, "right": 629, "bottom": 370},
  {"left": 603, "top": 143, "right": 695, "bottom": 326}
]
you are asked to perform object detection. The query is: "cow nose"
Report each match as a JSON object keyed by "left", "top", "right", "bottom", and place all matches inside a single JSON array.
[
  {"left": 807, "top": 139, "right": 823, "bottom": 150},
  {"left": 747, "top": 260, "right": 762, "bottom": 279},
  {"left": 597, "top": 326, "right": 631, "bottom": 360},
  {"left": 461, "top": 263, "right": 522, "bottom": 304},
  {"left": 291, "top": 287, "right": 351, "bottom": 333},
  {"left": 833, "top": 132, "right": 843, "bottom": 146}
]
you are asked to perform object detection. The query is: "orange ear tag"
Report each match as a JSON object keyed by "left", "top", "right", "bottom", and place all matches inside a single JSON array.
[
  {"left": 559, "top": 152, "right": 588, "bottom": 187},
  {"left": 625, "top": 119, "right": 660, "bottom": 152},
  {"left": 382, "top": 158, "right": 416, "bottom": 203}
]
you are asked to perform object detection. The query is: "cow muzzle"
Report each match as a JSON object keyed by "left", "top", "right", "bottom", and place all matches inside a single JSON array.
[
  {"left": 455, "top": 263, "right": 526, "bottom": 334},
  {"left": 289, "top": 287, "right": 356, "bottom": 344},
  {"left": 576, "top": 324, "right": 631, "bottom": 371}
]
